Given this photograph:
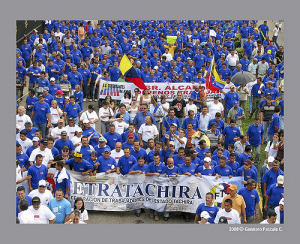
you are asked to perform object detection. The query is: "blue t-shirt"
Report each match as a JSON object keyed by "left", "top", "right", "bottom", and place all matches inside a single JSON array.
[
  {"left": 182, "top": 117, "right": 199, "bottom": 130},
  {"left": 195, "top": 203, "right": 219, "bottom": 224},
  {"left": 246, "top": 124, "right": 264, "bottom": 147},
  {"left": 27, "top": 164, "right": 48, "bottom": 189},
  {"left": 172, "top": 155, "right": 185, "bottom": 167},
  {"left": 236, "top": 167, "right": 257, "bottom": 185},
  {"left": 17, "top": 153, "right": 30, "bottom": 168},
  {"left": 268, "top": 113, "right": 280, "bottom": 136},
  {"left": 97, "top": 156, "right": 117, "bottom": 173},
  {"left": 54, "top": 139, "right": 75, "bottom": 153},
  {"left": 178, "top": 163, "right": 197, "bottom": 175},
  {"left": 224, "top": 92, "right": 240, "bottom": 110},
  {"left": 93, "top": 145, "right": 111, "bottom": 157},
  {"left": 130, "top": 148, "right": 148, "bottom": 162},
  {"left": 129, "top": 163, "right": 149, "bottom": 173},
  {"left": 64, "top": 102, "right": 81, "bottom": 118},
  {"left": 266, "top": 183, "right": 284, "bottom": 206},
  {"left": 195, "top": 147, "right": 210, "bottom": 161},
  {"left": 262, "top": 168, "right": 284, "bottom": 191},
  {"left": 237, "top": 187, "right": 260, "bottom": 217},
  {"left": 214, "top": 165, "right": 233, "bottom": 176},
  {"left": 67, "top": 72, "right": 83, "bottom": 89},
  {"left": 103, "top": 132, "right": 122, "bottom": 150},
  {"left": 222, "top": 126, "right": 241, "bottom": 147},
  {"left": 32, "top": 102, "right": 50, "bottom": 124},
  {"left": 49, "top": 198, "right": 72, "bottom": 224},
  {"left": 54, "top": 170, "right": 71, "bottom": 195},
  {"left": 16, "top": 195, "right": 32, "bottom": 216},
  {"left": 226, "top": 161, "right": 240, "bottom": 176},
  {"left": 164, "top": 166, "right": 179, "bottom": 176},
  {"left": 118, "top": 155, "right": 137, "bottom": 175},
  {"left": 65, "top": 158, "right": 93, "bottom": 172},
  {"left": 147, "top": 162, "right": 166, "bottom": 174},
  {"left": 196, "top": 166, "right": 215, "bottom": 176}
]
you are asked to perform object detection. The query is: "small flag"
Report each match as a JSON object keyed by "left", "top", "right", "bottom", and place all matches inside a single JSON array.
[{"left": 206, "top": 57, "right": 226, "bottom": 92}]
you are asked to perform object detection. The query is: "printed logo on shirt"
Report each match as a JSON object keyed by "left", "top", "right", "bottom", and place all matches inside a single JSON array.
[
  {"left": 41, "top": 108, "right": 45, "bottom": 110},
  {"left": 79, "top": 168, "right": 84, "bottom": 171},
  {"left": 34, "top": 215, "right": 40, "bottom": 218},
  {"left": 40, "top": 172, "right": 44, "bottom": 175},
  {"left": 227, "top": 217, "right": 232, "bottom": 220},
  {"left": 251, "top": 195, "right": 256, "bottom": 197},
  {"left": 18, "top": 120, "right": 23, "bottom": 122}
]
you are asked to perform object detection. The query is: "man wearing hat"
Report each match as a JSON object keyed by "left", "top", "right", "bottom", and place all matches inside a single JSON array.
[
  {"left": 122, "top": 133, "right": 135, "bottom": 150},
  {"left": 48, "top": 77, "right": 62, "bottom": 96},
  {"left": 221, "top": 184, "right": 246, "bottom": 223},
  {"left": 236, "top": 159, "right": 258, "bottom": 186},
  {"left": 29, "top": 139, "right": 54, "bottom": 167},
  {"left": 89, "top": 131, "right": 100, "bottom": 148},
  {"left": 63, "top": 152, "right": 93, "bottom": 175},
  {"left": 54, "top": 131, "right": 75, "bottom": 154},
  {"left": 75, "top": 136, "right": 94, "bottom": 160},
  {"left": 81, "top": 119, "right": 96, "bottom": 138},
  {"left": 27, "top": 61, "right": 41, "bottom": 90},
  {"left": 227, "top": 100, "right": 244, "bottom": 129},
  {"left": 117, "top": 147, "right": 137, "bottom": 175},
  {"left": 274, "top": 198, "right": 284, "bottom": 224},
  {"left": 196, "top": 156, "right": 216, "bottom": 176},
  {"left": 45, "top": 58, "right": 60, "bottom": 82},
  {"left": 95, "top": 148, "right": 117, "bottom": 174},
  {"left": 34, "top": 43, "right": 48, "bottom": 65},
  {"left": 264, "top": 175, "right": 284, "bottom": 216},
  {"left": 93, "top": 136, "right": 110, "bottom": 156},
  {"left": 31, "top": 92, "right": 51, "bottom": 138},
  {"left": 50, "top": 119, "right": 66, "bottom": 140},
  {"left": 28, "top": 180, "right": 53, "bottom": 206},
  {"left": 223, "top": 84, "right": 240, "bottom": 121},
  {"left": 28, "top": 196, "right": 56, "bottom": 224},
  {"left": 42, "top": 86, "right": 54, "bottom": 106}
]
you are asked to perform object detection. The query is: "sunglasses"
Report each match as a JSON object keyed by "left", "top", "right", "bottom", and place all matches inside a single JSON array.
[
  {"left": 39, "top": 185, "right": 46, "bottom": 188},
  {"left": 63, "top": 150, "right": 69, "bottom": 152}
]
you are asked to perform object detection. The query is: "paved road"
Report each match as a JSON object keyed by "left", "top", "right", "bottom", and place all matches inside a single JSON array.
[{"left": 18, "top": 20, "right": 284, "bottom": 224}]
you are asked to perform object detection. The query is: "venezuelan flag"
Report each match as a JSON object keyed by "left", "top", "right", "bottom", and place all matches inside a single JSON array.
[
  {"left": 206, "top": 57, "right": 226, "bottom": 91},
  {"left": 119, "top": 54, "right": 147, "bottom": 90}
]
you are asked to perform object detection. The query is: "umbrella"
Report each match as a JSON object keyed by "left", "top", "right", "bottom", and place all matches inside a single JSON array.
[{"left": 231, "top": 71, "right": 256, "bottom": 84}]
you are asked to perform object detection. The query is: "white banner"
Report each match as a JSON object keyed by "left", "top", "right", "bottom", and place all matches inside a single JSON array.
[
  {"left": 99, "top": 80, "right": 222, "bottom": 102},
  {"left": 68, "top": 170, "right": 243, "bottom": 213}
]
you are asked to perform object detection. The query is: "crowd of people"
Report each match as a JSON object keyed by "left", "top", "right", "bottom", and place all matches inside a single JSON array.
[{"left": 16, "top": 19, "right": 284, "bottom": 224}]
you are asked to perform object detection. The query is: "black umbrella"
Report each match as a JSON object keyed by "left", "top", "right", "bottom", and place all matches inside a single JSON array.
[{"left": 231, "top": 71, "right": 256, "bottom": 84}]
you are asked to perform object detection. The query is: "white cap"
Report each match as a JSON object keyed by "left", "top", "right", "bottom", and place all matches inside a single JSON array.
[
  {"left": 277, "top": 175, "right": 284, "bottom": 184},
  {"left": 50, "top": 77, "right": 56, "bottom": 81},
  {"left": 230, "top": 84, "right": 235, "bottom": 88},
  {"left": 279, "top": 198, "right": 284, "bottom": 206},
  {"left": 153, "top": 66, "right": 158, "bottom": 70},
  {"left": 132, "top": 44, "right": 137, "bottom": 48},
  {"left": 75, "top": 127, "right": 83, "bottom": 133},
  {"left": 16, "top": 124, "right": 21, "bottom": 130},
  {"left": 169, "top": 141, "right": 175, "bottom": 146},
  {"left": 204, "top": 157, "right": 211, "bottom": 162},
  {"left": 268, "top": 156, "right": 275, "bottom": 163},
  {"left": 200, "top": 211, "right": 210, "bottom": 219},
  {"left": 38, "top": 180, "right": 47, "bottom": 187},
  {"left": 32, "top": 137, "right": 40, "bottom": 142},
  {"left": 83, "top": 119, "right": 90, "bottom": 124}
]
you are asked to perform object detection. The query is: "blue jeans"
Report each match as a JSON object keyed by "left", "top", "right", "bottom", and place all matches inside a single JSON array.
[
  {"left": 263, "top": 121, "right": 271, "bottom": 142},
  {"left": 224, "top": 107, "right": 229, "bottom": 122},
  {"left": 279, "top": 115, "right": 284, "bottom": 130},
  {"left": 34, "top": 122, "right": 47, "bottom": 138},
  {"left": 241, "top": 38, "right": 247, "bottom": 48},
  {"left": 82, "top": 84, "right": 88, "bottom": 98},
  {"left": 67, "top": 116, "right": 79, "bottom": 125},
  {"left": 248, "top": 96, "right": 252, "bottom": 112},
  {"left": 150, "top": 209, "right": 159, "bottom": 217}
]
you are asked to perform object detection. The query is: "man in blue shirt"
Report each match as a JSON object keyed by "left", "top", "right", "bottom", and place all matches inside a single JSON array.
[
  {"left": 267, "top": 105, "right": 280, "bottom": 142},
  {"left": 54, "top": 131, "right": 75, "bottom": 154},
  {"left": 45, "top": 59, "right": 60, "bottom": 81},
  {"left": 258, "top": 21, "right": 269, "bottom": 41},
  {"left": 64, "top": 95, "right": 82, "bottom": 125},
  {"left": 65, "top": 152, "right": 93, "bottom": 175},
  {"left": 264, "top": 175, "right": 284, "bottom": 215},
  {"left": 117, "top": 147, "right": 137, "bottom": 175},
  {"left": 67, "top": 65, "right": 83, "bottom": 91},
  {"left": 78, "top": 63, "right": 91, "bottom": 101},
  {"left": 54, "top": 161, "right": 71, "bottom": 198},
  {"left": 223, "top": 84, "right": 240, "bottom": 121},
  {"left": 27, "top": 62, "right": 41, "bottom": 90},
  {"left": 239, "top": 22, "right": 250, "bottom": 48},
  {"left": 16, "top": 186, "right": 32, "bottom": 216},
  {"left": 250, "top": 77, "right": 265, "bottom": 119},
  {"left": 182, "top": 110, "right": 199, "bottom": 130},
  {"left": 246, "top": 118, "right": 264, "bottom": 164},
  {"left": 31, "top": 94, "right": 51, "bottom": 138},
  {"left": 237, "top": 179, "right": 260, "bottom": 223},
  {"left": 214, "top": 156, "right": 233, "bottom": 178},
  {"left": 222, "top": 119, "right": 241, "bottom": 148},
  {"left": 133, "top": 104, "right": 157, "bottom": 130},
  {"left": 27, "top": 154, "right": 49, "bottom": 191},
  {"left": 194, "top": 192, "right": 219, "bottom": 224},
  {"left": 96, "top": 148, "right": 117, "bottom": 173},
  {"left": 262, "top": 160, "right": 284, "bottom": 194},
  {"left": 103, "top": 124, "right": 122, "bottom": 150},
  {"left": 49, "top": 188, "right": 72, "bottom": 224}
]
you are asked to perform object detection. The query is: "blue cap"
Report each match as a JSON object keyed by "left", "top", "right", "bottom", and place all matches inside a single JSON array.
[
  {"left": 93, "top": 132, "right": 100, "bottom": 138},
  {"left": 94, "top": 52, "right": 99, "bottom": 56},
  {"left": 233, "top": 100, "right": 239, "bottom": 106},
  {"left": 104, "top": 148, "right": 111, "bottom": 153}
]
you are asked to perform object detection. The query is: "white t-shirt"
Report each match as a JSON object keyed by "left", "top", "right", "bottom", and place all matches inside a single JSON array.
[
  {"left": 51, "top": 127, "right": 66, "bottom": 140},
  {"left": 174, "top": 136, "right": 187, "bottom": 150},
  {"left": 265, "top": 141, "right": 279, "bottom": 158},
  {"left": 161, "top": 102, "right": 170, "bottom": 117},
  {"left": 110, "top": 149, "right": 124, "bottom": 166},
  {"left": 247, "top": 80, "right": 257, "bottom": 97},
  {"left": 99, "top": 107, "right": 114, "bottom": 122},
  {"left": 162, "top": 53, "right": 173, "bottom": 62},
  {"left": 222, "top": 82, "right": 234, "bottom": 98},
  {"left": 16, "top": 114, "right": 32, "bottom": 130},
  {"left": 28, "top": 189, "right": 53, "bottom": 206},
  {"left": 185, "top": 104, "right": 198, "bottom": 118},
  {"left": 17, "top": 138, "right": 33, "bottom": 154},
  {"left": 16, "top": 165, "right": 23, "bottom": 189},
  {"left": 273, "top": 27, "right": 279, "bottom": 37},
  {"left": 112, "top": 121, "right": 129, "bottom": 135},
  {"left": 29, "top": 148, "right": 54, "bottom": 166},
  {"left": 121, "top": 97, "right": 132, "bottom": 107},
  {"left": 50, "top": 107, "right": 61, "bottom": 124},
  {"left": 80, "top": 111, "right": 99, "bottom": 129},
  {"left": 65, "top": 125, "right": 79, "bottom": 140},
  {"left": 18, "top": 209, "right": 35, "bottom": 224},
  {"left": 28, "top": 205, "right": 56, "bottom": 224},
  {"left": 138, "top": 124, "right": 158, "bottom": 142},
  {"left": 207, "top": 102, "right": 224, "bottom": 119},
  {"left": 214, "top": 208, "right": 241, "bottom": 224},
  {"left": 71, "top": 136, "right": 82, "bottom": 148}
]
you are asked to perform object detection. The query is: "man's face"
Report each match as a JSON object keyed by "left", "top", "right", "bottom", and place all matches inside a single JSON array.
[
  {"left": 35, "top": 157, "right": 43, "bottom": 166},
  {"left": 61, "top": 134, "right": 67, "bottom": 141},
  {"left": 124, "top": 149, "right": 130, "bottom": 158},
  {"left": 103, "top": 151, "right": 110, "bottom": 159},
  {"left": 145, "top": 116, "right": 151, "bottom": 124},
  {"left": 206, "top": 194, "right": 212, "bottom": 205},
  {"left": 272, "top": 163, "right": 279, "bottom": 171},
  {"left": 138, "top": 159, "right": 145, "bottom": 166},
  {"left": 185, "top": 157, "right": 191, "bottom": 166},
  {"left": 230, "top": 122, "right": 236, "bottom": 128},
  {"left": 133, "top": 142, "right": 140, "bottom": 151},
  {"left": 33, "top": 203, "right": 40, "bottom": 211},
  {"left": 153, "top": 155, "right": 160, "bottom": 165},
  {"left": 55, "top": 191, "right": 64, "bottom": 201},
  {"left": 82, "top": 138, "right": 88, "bottom": 146},
  {"left": 47, "top": 140, "right": 54, "bottom": 148},
  {"left": 109, "top": 126, "right": 115, "bottom": 134},
  {"left": 229, "top": 156, "right": 236, "bottom": 163},
  {"left": 20, "top": 134, "right": 26, "bottom": 141},
  {"left": 17, "top": 190, "right": 25, "bottom": 200},
  {"left": 229, "top": 188, "right": 237, "bottom": 197},
  {"left": 219, "top": 159, "right": 226, "bottom": 168},
  {"left": 224, "top": 202, "right": 232, "bottom": 212},
  {"left": 268, "top": 216, "right": 277, "bottom": 224},
  {"left": 142, "top": 106, "right": 148, "bottom": 114},
  {"left": 115, "top": 143, "right": 122, "bottom": 152},
  {"left": 202, "top": 107, "right": 207, "bottom": 114},
  {"left": 217, "top": 150, "right": 223, "bottom": 158},
  {"left": 178, "top": 150, "right": 185, "bottom": 158}
]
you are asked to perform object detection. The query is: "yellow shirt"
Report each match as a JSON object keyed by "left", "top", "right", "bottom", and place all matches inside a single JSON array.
[{"left": 221, "top": 194, "right": 246, "bottom": 215}]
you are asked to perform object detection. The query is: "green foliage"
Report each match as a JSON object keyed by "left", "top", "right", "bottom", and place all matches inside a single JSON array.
[
  {"left": 236, "top": 47, "right": 243, "bottom": 59},
  {"left": 234, "top": 33, "right": 241, "bottom": 48}
]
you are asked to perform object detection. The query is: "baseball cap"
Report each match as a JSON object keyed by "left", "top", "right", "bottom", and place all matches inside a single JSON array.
[
  {"left": 268, "top": 156, "right": 275, "bottom": 163},
  {"left": 104, "top": 148, "right": 111, "bottom": 153},
  {"left": 40, "top": 139, "right": 48, "bottom": 145},
  {"left": 169, "top": 141, "right": 175, "bottom": 146},
  {"left": 153, "top": 66, "right": 158, "bottom": 70},
  {"left": 200, "top": 211, "right": 210, "bottom": 219},
  {"left": 204, "top": 157, "right": 211, "bottom": 162},
  {"left": 56, "top": 90, "right": 64, "bottom": 95},
  {"left": 218, "top": 216, "right": 228, "bottom": 224},
  {"left": 93, "top": 132, "right": 100, "bottom": 138},
  {"left": 16, "top": 124, "right": 21, "bottom": 130},
  {"left": 32, "top": 137, "right": 40, "bottom": 142},
  {"left": 75, "top": 127, "right": 82, "bottom": 133},
  {"left": 74, "top": 152, "right": 83, "bottom": 158},
  {"left": 38, "top": 94, "right": 45, "bottom": 98},
  {"left": 267, "top": 49, "right": 272, "bottom": 54},
  {"left": 233, "top": 100, "right": 238, "bottom": 106},
  {"left": 214, "top": 96, "right": 219, "bottom": 99},
  {"left": 229, "top": 184, "right": 237, "bottom": 190},
  {"left": 58, "top": 119, "right": 64, "bottom": 123},
  {"left": 127, "top": 133, "right": 134, "bottom": 138},
  {"left": 83, "top": 119, "right": 90, "bottom": 124},
  {"left": 210, "top": 122, "right": 217, "bottom": 127},
  {"left": 190, "top": 149, "right": 197, "bottom": 155},
  {"left": 230, "top": 84, "right": 235, "bottom": 88},
  {"left": 279, "top": 198, "right": 284, "bottom": 206},
  {"left": 171, "top": 123, "right": 177, "bottom": 127},
  {"left": 38, "top": 180, "right": 47, "bottom": 187},
  {"left": 62, "top": 145, "right": 69, "bottom": 150},
  {"left": 98, "top": 137, "right": 106, "bottom": 142},
  {"left": 38, "top": 59, "right": 43, "bottom": 62},
  {"left": 50, "top": 77, "right": 56, "bottom": 81},
  {"left": 132, "top": 44, "right": 137, "bottom": 47},
  {"left": 61, "top": 131, "right": 68, "bottom": 136},
  {"left": 94, "top": 52, "right": 99, "bottom": 56},
  {"left": 277, "top": 175, "right": 284, "bottom": 184},
  {"left": 32, "top": 196, "right": 41, "bottom": 205},
  {"left": 43, "top": 87, "right": 49, "bottom": 91}
]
